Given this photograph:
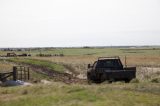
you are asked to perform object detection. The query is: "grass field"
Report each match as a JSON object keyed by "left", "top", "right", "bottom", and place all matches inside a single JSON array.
[
  {"left": 1, "top": 47, "right": 160, "bottom": 56},
  {"left": 0, "top": 82, "right": 160, "bottom": 106},
  {"left": 0, "top": 47, "right": 160, "bottom": 106}
]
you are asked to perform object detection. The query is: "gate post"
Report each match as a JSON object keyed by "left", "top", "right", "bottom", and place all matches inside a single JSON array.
[{"left": 13, "top": 66, "right": 17, "bottom": 81}]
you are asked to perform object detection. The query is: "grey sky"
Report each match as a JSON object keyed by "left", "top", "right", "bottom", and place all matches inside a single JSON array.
[{"left": 0, "top": 0, "right": 160, "bottom": 47}]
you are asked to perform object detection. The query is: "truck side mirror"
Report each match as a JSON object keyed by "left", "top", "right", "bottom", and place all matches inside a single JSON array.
[{"left": 88, "top": 64, "right": 91, "bottom": 68}]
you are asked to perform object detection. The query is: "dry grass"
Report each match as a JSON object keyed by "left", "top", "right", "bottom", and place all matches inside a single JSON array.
[
  {"left": 0, "top": 61, "right": 13, "bottom": 72},
  {"left": 32, "top": 55, "right": 160, "bottom": 67},
  {"left": 124, "top": 55, "right": 160, "bottom": 66},
  {"left": 32, "top": 55, "right": 160, "bottom": 76}
]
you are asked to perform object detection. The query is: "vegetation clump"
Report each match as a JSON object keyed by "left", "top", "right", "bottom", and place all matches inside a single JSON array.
[
  {"left": 130, "top": 78, "right": 139, "bottom": 83},
  {"left": 150, "top": 77, "right": 160, "bottom": 83},
  {"left": 21, "top": 89, "right": 29, "bottom": 95}
]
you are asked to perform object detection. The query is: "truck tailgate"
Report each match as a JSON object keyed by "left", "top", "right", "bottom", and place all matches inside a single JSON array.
[{"left": 105, "top": 70, "right": 136, "bottom": 79}]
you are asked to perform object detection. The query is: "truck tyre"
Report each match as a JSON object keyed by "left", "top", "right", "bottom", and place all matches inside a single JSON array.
[
  {"left": 125, "top": 79, "right": 131, "bottom": 83},
  {"left": 87, "top": 72, "right": 91, "bottom": 80},
  {"left": 109, "top": 79, "right": 114, "bottom": 83},
  {"left": 100, "top": 74, "right": 106, "bottom": 82}
]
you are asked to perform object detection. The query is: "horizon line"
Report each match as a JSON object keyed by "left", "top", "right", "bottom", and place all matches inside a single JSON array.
[{"left": 0, "top": 45, "right": 160, "bottom": 49}]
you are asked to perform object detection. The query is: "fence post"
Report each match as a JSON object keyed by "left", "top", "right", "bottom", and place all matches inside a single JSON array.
[
  {"left": 13, "top": 66, "right": 17, "bottom": 81},
  {"left": 24, "top": 67, "right": 26, "bottom": 81},
  {"left": 20, "top": 66, "right": 22, "bottom": 80},
  {"left": 125, "top": 55, "right": 127, "bottom": 67},
  {"left": 27, "top": 67, "right": 30, "bottom": 80}
]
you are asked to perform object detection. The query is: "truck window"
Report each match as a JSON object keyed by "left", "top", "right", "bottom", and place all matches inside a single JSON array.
[{"left": 96, "top": 59, "right": 123, "bottom": 69}]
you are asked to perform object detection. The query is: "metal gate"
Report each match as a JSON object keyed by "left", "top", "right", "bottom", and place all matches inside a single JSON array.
[{"left": 0, "top": 66, "right": 30, "bottom": 82}]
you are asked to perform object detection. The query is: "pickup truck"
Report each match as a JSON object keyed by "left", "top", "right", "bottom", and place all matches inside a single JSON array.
[{"left": 87, "top": 57, "right": 136, "bottom": 83}]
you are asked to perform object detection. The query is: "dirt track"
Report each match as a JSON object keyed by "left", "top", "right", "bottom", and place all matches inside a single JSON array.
[{"left": 29, "top": 65, "right": 87, "bottom": 84}]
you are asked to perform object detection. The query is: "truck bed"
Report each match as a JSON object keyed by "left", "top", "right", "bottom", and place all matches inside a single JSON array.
[
  {"left": 95, "top": 67, "right": 136, "bottom": 81},
  {"left": 105, "top": 70, "right": 136, "bottom": 80}
]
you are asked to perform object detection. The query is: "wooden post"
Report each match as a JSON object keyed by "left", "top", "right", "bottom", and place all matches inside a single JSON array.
[
  {"left": 24, "top": 67, "right": 26, "bottom": 81},
  {"left": 20, "top": 66, "right": 23, "bottom": 80},
  {"left": 27, "top": 67, "right": 30, "bottom": 80},
  {"left": 13, "top": 66, "right": 17, "bottom": 81},
  {"left": 125, "top": 56, "right": 127, "bottom": 67}
]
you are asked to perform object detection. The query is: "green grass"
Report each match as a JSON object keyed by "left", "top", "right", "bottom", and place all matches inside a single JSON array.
[
  {"left": 0, "top": 83, "right": 160, "bottom": 106},
  {"left": 7, "top": 58, "right": 65, "bottom": 73},
  {"left": 29, "top": 69, "right": 51, "bottom": 81}
]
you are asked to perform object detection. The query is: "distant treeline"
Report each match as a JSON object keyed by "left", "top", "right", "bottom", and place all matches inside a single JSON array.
[{"left": 0, "top": 46, "right": 160, "bottom": 51}]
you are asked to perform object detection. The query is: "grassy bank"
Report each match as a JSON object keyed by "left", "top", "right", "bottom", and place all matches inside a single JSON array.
[
  {"left": 0, "top": 83, "right": 160, "bottom": 106},
  {"left": 7, "top": 58, "right": 65, "bottom": 73}
]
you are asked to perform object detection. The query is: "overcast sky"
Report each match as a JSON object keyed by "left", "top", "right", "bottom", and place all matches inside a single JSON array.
[{"left": 0, "top": 0, "right": 160, "bottom": 47}]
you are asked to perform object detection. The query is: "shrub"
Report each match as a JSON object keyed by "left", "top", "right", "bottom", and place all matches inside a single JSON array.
[
  {"left": 130, "top": 78, "right": 139, "bottom": 83},
  {"left": 150, "top": 78, "right": 160, "bottom": 83},
  {"left": 1, "top": 90, "right": 9, "bottom": 94}
]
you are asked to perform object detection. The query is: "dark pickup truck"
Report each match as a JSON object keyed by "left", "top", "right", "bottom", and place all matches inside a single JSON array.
[{"left": 87, "top": 57, "right": 136, "bottom": 83}]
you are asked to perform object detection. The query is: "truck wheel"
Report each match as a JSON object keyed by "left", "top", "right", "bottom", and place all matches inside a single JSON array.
[
  {"left": 87, "top": 72, "right": 93, "bottom": 84},
  {"left": 109, "top": 79, "right": 114, "bottom": 83},
  {"left": 87, "top": 79, "right": 92, "bottom": 84},
  {"left": 87, "top": 72, "right": 91, "bottom": 80},
  {"left": 125, "top": 79, "right": 130, "bottom": 83},
  {"left": 100, "top": 74, "right": 106, "bottom": 82}
]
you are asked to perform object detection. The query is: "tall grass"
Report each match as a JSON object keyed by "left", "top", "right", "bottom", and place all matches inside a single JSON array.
[{"left": 0, "top": 83, "right": 160, "bottom": 106}]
